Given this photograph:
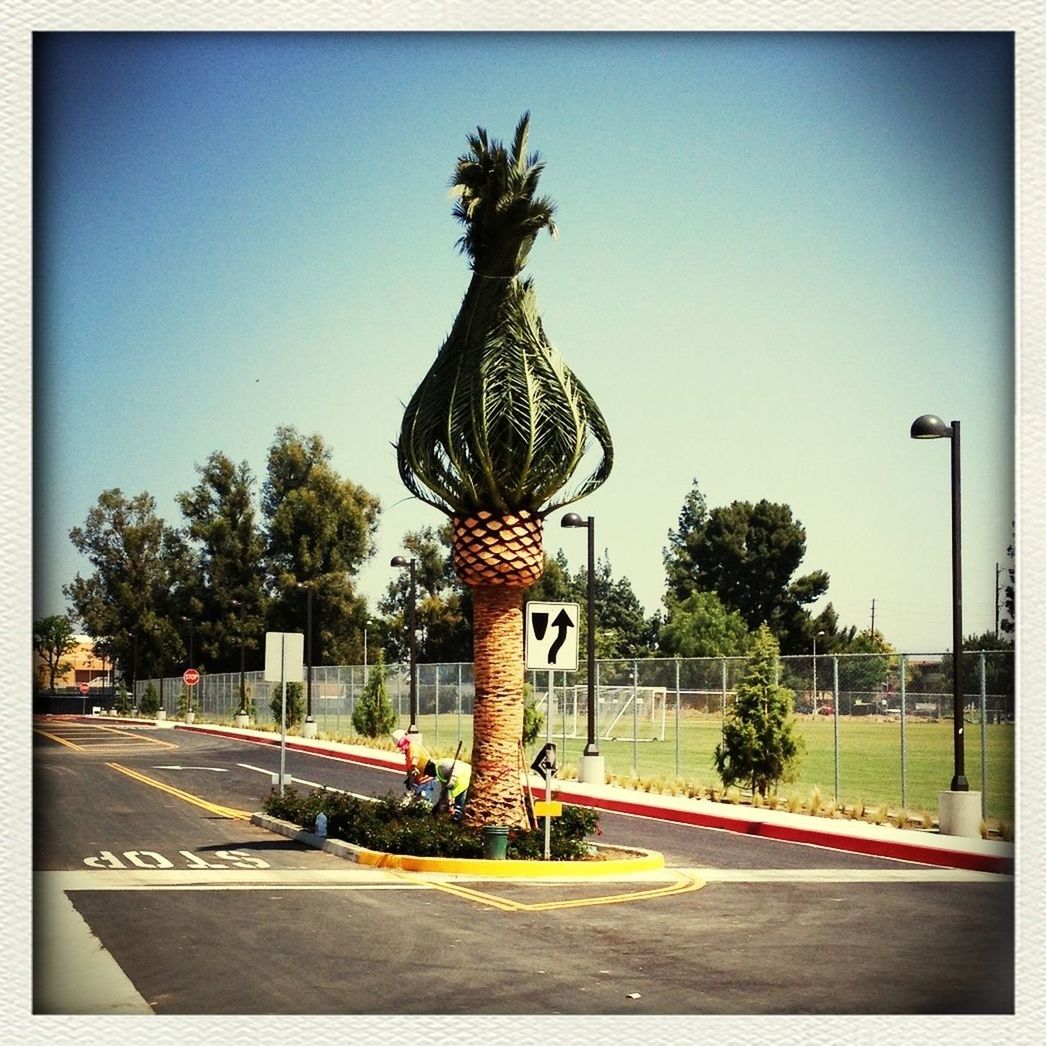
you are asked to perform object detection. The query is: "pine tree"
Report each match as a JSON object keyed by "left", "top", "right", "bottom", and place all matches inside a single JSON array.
[
  {"left": 352, "top": 654, "right": 397, "bottom": 738},
  {"left": 714, "top": 624, "right": 803, "bottom": 797}
]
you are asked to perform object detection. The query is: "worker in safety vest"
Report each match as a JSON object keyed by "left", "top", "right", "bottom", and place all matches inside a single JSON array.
[
  {"left": 433, "top": 757, "right": 471, "bottom": 819},
  {"left": 392, "top": 729, "right": 436, "bottom": 792}
]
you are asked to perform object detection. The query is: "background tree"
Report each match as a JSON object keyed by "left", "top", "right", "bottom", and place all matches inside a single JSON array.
[
  {"left": 65, "top": 489, "right": 197, "bottom": 684},
  {"left": 713, "top": 624, "right": 803, "bottom": 797},
  {"left": 379, "top": 524, "right": 472, "bottom": 664},
  {"left": 176, "top": 452, "right": 267, "bottom": 673},
  {"left": 842, "top": 627, "right": 897, "bottom": 698},
  {"left": 665, "top": 478, "right": 830, "bottom": 652},
  {"left": 351, "top": 653, "right": 397, "bottom": 737},
  {"left": 262, "top": 426, "right": 380, "bottom": 665},
  {"left": 658, "top": 590, "right": 752, "bottom": 658},
  {"left": 33, "top": 614, "right": 77, "bottom": 692}
]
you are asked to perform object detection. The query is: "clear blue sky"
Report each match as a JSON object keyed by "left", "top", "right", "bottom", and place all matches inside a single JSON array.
[{"left": 33, "top": 31, "right": 1015, "bottom": 653}]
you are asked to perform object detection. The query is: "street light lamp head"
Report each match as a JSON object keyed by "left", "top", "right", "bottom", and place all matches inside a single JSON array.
[
  {"left": 560, "top": 512, "right": 586, "bottom": 528},
  {"left": 390, "top": 555, "right": 409, "bottom": 568},
  {"left": 911, "top": 414, "right": 954, "bottom": 440}
]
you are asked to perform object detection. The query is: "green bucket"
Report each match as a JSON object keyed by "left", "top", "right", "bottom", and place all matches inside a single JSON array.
[{"left": 482, "top": 826, "right": 509, "bottom": 860}]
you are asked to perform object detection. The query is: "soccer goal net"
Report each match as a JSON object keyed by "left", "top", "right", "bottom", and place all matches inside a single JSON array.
[{"left": 539, "top": 685, "right": 668, "bottom": 742}]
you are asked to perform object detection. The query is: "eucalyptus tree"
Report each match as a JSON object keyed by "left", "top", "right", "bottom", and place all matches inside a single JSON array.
[
  {"left": 262, "top": 425, "right": 380, "bottom": 666},
  {"left": 176, "top": 451, "right": 266, "bottom": 672},
  {"left": 397, "top": 113, "right": 612, "bottom": 827},
  {"left": 65, "top": 488, "right": 196, "bottom": 683}
]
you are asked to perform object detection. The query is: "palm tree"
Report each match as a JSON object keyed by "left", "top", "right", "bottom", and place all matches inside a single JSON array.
[{"left": 397, "top": 113, "right": 613, "bottom": 827}]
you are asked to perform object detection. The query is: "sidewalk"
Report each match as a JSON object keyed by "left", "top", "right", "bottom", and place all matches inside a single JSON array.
[{"left": 109, "top": 716, "right": 1016, "bottom": 876}]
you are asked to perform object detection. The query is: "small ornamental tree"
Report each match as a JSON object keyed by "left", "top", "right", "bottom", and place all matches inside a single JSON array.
[
  {"left": 177, "top": 684, "right": 199, "bottom": 717},
  {"left": 139, "top": 682, "right": 161, "bottom": 717},
  {"left": 714, "top": 624, "right": 803, "bottom": 797},
  {"left": 114, "top": 680, "right": 133, "bottom": 715},
  {"left": 270, "top": 681, "right": 305, "bottom": 729},
  {"left": 352, "top": 654, "right": 397, "bottom": 738}
]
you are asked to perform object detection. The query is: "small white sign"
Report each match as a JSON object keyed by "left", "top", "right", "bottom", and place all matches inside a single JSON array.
[
  {"left": 525, "top": 601, "right": 580, "bottom": 671},
  {"left": 263, "top": 632, "right": 305, "bottom": 682}
]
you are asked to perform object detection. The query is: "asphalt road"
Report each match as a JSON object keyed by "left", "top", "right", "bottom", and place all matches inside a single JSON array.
[{"left": 32, "top": 718, "right": 1014, "bottom": 1016}]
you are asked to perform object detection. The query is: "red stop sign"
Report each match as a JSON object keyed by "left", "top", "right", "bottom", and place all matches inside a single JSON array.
[
  {"left": 79, "top": 682, "right": 90, "bottom": 695},
  {"left": 182, "top": 668, "right": 200, "bottom": 687}
]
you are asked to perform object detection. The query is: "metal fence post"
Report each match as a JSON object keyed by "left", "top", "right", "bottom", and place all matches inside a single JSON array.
[
  {"left": 434, "top": 666, "right": 440, "bottom": 747},
  {"left": 833, "top": 656, "right": 840, "bottom": 803},
  {"left": 899, "top": 654, "right": 907, "bottom": 810},
  {"left": 674, "top": 657, "right": 681, "bottom": 780},
  {"left": 632, "top": 659, "right": 639, "bottom": 776},
  {"left": 980, "top": 651, "right": 988, "bottom": 820},
  {"left": 721, "top": 657, "right": 727, "bottom": 727},
  {"left": 456, "top": 663, "right": 462, "bottom": 746}
]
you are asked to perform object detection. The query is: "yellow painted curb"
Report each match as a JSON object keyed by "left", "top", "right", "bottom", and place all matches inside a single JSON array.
[
  {"left": 353, "top": 845, "right": 665, "bottom": 877},
  {"left": 252, "top": 813, "right": 664, "bottom": 877}
]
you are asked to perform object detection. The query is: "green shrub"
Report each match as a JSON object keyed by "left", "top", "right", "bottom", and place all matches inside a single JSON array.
[
  {"left": 522, "top": 683, "right": 545, "bottom": 748},
  {"left": 262, "top": 787, "right": 601, "bottom": 860},
  {"left": 351, "top": 654, "right": 397, "bottom": 737},
  {"left": 114, "top": 681, "right": 133, "bottom": 715},
  {"left": 177, "top": 684, "right": 199, "bottom": 717},
  {"left": 139, "top": 682, "right": 161, "bottom": 716},
  {"left": 270, "top": 681, "right": 304, "bottom": 728}
]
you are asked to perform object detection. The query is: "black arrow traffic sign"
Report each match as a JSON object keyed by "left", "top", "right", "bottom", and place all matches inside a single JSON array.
[
  {"left": 525, "top": 601, "right": 580, "bottom": 671},
  {"left": 547, "top": 609, "right": 575, "bottom": 665}
]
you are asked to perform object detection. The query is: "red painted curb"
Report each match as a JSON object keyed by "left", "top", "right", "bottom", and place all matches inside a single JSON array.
[
  {"left": 173, "top": 724, "right": 1013, "bottom": 876},
  {"left": 552, "top": 786, "right": 1013, "bottom": 876}
]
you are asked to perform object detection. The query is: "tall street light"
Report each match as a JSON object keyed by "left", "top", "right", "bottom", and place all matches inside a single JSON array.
[
  {"left": 296, "top": 581, "right": 316, "bottom": 733},
  {"left": 230, "top": 599, "right": 247, "bottom": 715},
  {"left": 911, "top": 414, "right": 968, "bottom": 793},
  {"left": 561, "top": 512, "right": 601, "bottom": 782},
  {"left": 390, "top": 556, "right": 419, "bottom": 734}
]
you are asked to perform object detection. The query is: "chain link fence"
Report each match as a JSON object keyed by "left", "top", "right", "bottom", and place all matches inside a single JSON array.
[{"left": 136, "top": 649, "right": 1014, "bottom": 823}]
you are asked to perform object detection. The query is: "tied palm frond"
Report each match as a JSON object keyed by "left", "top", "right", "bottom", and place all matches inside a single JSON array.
[{"left": 397, "top": 113, "right": 612, "bottom": 518}]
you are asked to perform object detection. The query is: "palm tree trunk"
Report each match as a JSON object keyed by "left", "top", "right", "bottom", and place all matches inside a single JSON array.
[{"left": 462, "top": 583, "right": 530, "bottom": 829}]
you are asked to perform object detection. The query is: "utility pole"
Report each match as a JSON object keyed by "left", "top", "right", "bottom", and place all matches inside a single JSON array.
[{"left": 870, "top": 598, "right": 876, "bottom": 637}]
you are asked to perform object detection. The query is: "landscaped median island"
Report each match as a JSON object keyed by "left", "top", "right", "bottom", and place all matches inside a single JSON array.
[
  {"left": 255, "top": 786, "right": 665, "bottom": 875},
  {"left": 261, "top": 786, "right": 607, "bottom": 861}
]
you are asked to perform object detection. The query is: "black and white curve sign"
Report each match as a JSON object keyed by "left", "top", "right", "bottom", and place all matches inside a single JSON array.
[{"left": 525, "top": 601, "right": 580, "bottom": 671}]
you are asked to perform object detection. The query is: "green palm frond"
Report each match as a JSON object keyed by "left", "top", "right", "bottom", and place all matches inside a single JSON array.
[{"left": 397, "top": 114, "right": 612, "bottom": 518}]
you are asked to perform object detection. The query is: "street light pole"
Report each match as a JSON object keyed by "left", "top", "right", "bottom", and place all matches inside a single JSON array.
[
  {"left": 561, "top": 512, "right": 602, "bottom": 783},
  {"left": 296, "top": 582, "right": 315, "bottom": 732},
  {"left": 390, "top": 556, "right": 419, "bottom": 733},
  {"left": 911, "top": 414, "right": 967, "bottom": 791},
  {"left": 231, "top": 599, "right": 246, "bottom": 715}
]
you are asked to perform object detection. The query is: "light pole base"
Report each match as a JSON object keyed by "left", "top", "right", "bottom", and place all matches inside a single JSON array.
[
  {"left": 302, "top": 717, "right": 318, "bottom": 739},
  {"left": 578, "top": 754, "right": 606, "bottom": 786},
  {"left": 938, "top": 789, "right": 983, "bottom": 838}
]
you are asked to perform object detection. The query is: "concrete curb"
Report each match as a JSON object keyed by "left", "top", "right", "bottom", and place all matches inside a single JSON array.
[
  {"left": 83, "top": 717, "right": 1015, "bottom": 875},
  {"left": 251, "top": 813, "right": 666, "bottom": 877}
]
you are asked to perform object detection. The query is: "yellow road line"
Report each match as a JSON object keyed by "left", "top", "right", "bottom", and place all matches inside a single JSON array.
[
  {"left": 33, "top": 728, "right": 85, "bottom": 751},
  {"left": 422, "top": 870, "right": 705, "bottom": 912},
  {"left": 34, "top": 723, "right": 179, "bottom": 750},
  {"left": 106, "top": 762, "right": 252, "bottom": 820}
]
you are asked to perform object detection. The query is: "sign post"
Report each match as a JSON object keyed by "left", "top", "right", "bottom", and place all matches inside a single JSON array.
[
  {"left": 79, "top": 681, "right": 89, "bottom": 715},
  {"left": 530, "top": 742, "right": 559, "bottom": 860},
  {"left": 264, "top": 632, "right": 305, "bottom": 790}
]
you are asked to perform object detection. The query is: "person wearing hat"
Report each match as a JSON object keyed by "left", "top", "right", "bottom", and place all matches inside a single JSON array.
[
  {"left": 392, "top": 729, "right": 436, "bottom": 795},
  {"left": 433, "top": 756, "right": 471, "bottom": 819}
]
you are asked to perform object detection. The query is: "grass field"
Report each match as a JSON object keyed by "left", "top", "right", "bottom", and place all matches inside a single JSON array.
[{"left": 335, "top": 710, "right": 1014, "bottom": 827}]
